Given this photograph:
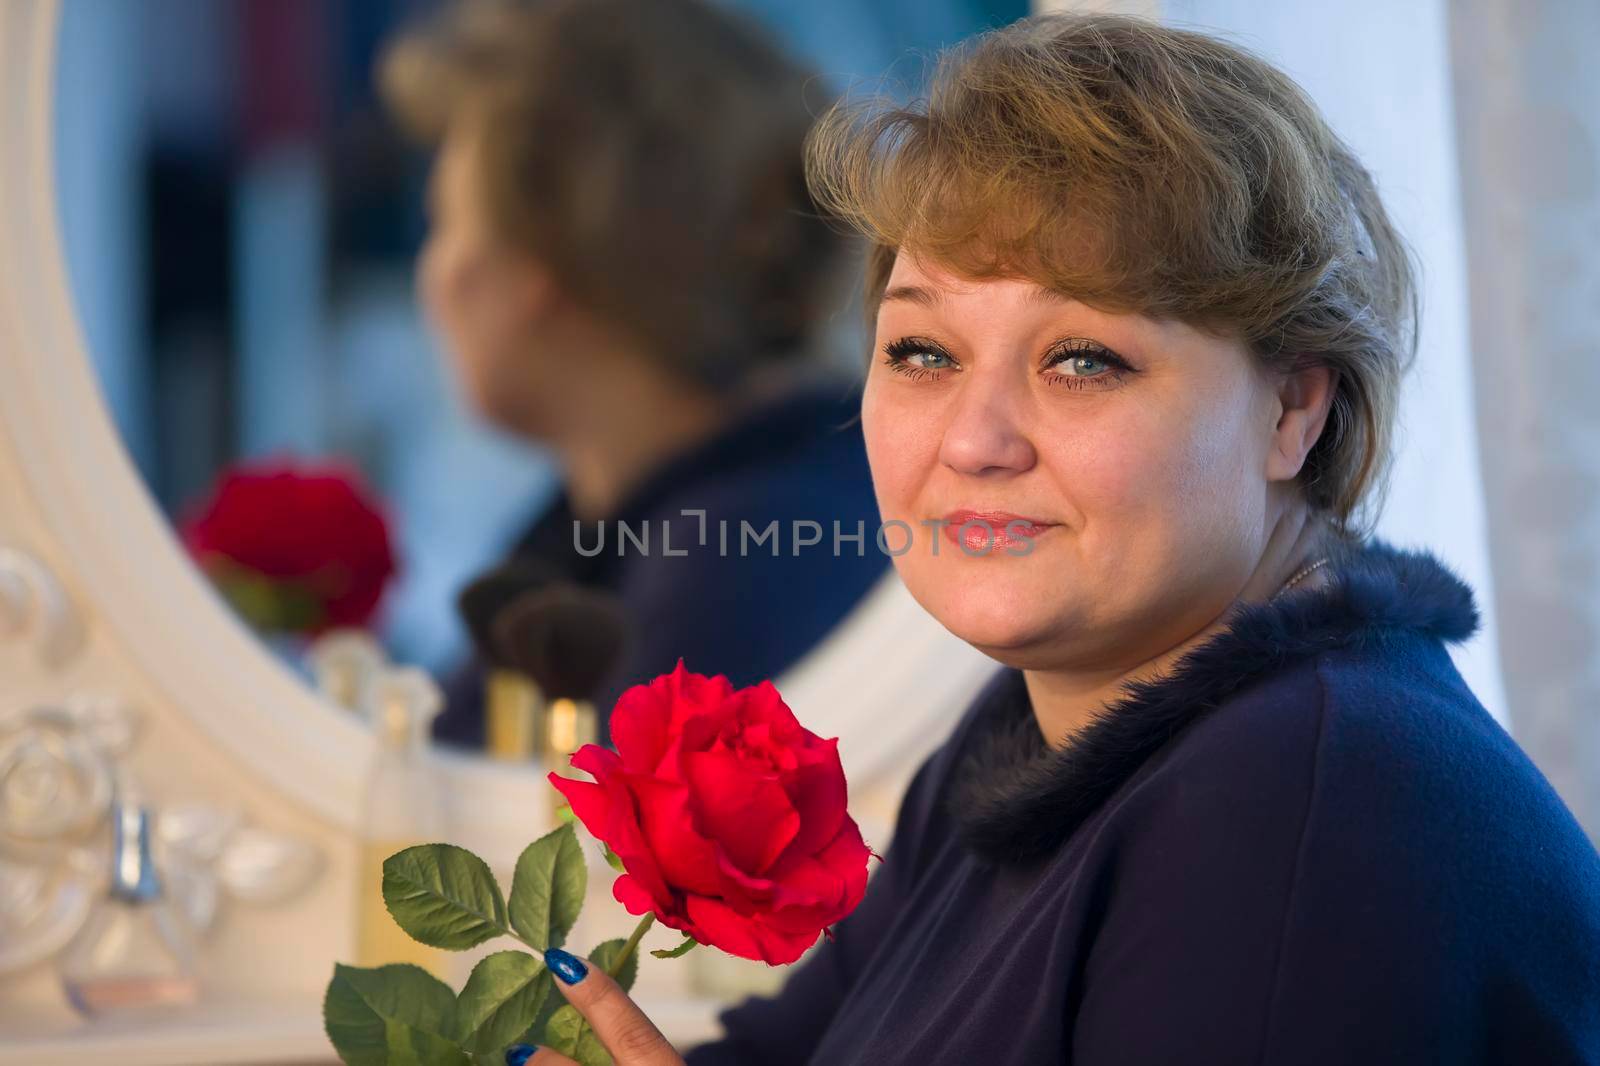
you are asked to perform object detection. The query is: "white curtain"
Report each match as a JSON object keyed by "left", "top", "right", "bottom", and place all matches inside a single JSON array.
[{"left": 1449, "top": 0, "right": 1600, "bottom": 840}]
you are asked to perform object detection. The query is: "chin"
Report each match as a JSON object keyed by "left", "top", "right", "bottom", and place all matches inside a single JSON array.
[
  {"left": 947, "top": 615, "right": 1057, "bottom": 660},
  {"left": 913, "top": 576, "right": 1062, "bottom": 657}
]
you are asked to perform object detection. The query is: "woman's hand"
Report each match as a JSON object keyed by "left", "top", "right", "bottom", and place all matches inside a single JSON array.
[{"left": 506, "top": 947, "right": 686, "bottom": 1066}]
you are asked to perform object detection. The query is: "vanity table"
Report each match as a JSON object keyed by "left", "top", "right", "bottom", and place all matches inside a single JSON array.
[{"left": 0, "top": 3, "right": 999, "bottom": 1061}]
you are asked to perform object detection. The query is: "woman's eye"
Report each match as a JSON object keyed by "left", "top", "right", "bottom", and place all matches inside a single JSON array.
[
  {"left": 1042, "top": 343, "right": 1131, "bottom": 389},
  {"left": 881, "top": 338, "right": 957, "bottom": 380},
  {"left": 881, "top": 336, "right": 1132, "bottom": 389}
]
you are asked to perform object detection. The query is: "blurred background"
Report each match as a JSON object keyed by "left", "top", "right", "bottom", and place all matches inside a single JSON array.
[{"left": 52, "top": 0, "right": 1026, "bottom": 681}]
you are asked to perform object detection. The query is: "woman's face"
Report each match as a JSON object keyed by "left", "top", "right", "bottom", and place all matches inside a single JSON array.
[
  {"left": 417, "top": 119, "right": 551, "bottom": 433},
  {"left": 862, "top": 253, "right": 1290, "bottom": 674}
]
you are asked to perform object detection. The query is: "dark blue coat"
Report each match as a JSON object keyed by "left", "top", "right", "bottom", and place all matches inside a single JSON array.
[
  {"left": 685, "top": 536, "right": 1600, "bottom": 1064},
  {"left": 433, "top": 375, "right": 888, "bottom": 749}
]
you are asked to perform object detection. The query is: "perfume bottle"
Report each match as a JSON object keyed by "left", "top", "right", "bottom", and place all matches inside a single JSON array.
[
  {"left": 543, "top": 696, "right": 600, "bottom": 829},
  {"left": 485, "top": 667, "right": 544, "bottom": 761},
  {"left": 306, "top": 627, "right": 389, "bottom": 712},
  {"left": 58, "top": 796, "right": 200, "bottom": 1016},
  {"left": 354, "top": 666, "right": 451, "bottom": 980}
]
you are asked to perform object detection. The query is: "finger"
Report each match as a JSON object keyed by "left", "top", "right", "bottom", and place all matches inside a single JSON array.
[{"left": 543, "top": 947, "right": 682, "bottom": 1065}]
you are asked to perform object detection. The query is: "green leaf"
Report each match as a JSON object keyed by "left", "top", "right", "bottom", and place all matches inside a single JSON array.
[
  {"left": 515, "top": 992, "right": 564, "bottom": 1052},
  {"left": 452, "top": 951, "right": 553, "bottom": 1055},
  {"left": 588, "top": 938, "right": 639, "bottom": 993},
  {"left": 383, "top": 844, "right": 508, "bottom": 951},
  {"left": 508, "top": 823, "right": 587, "bottom": 950},
  {"left": 544, "top": 1004, "right": 612, "bottom": 1066},
  {"left": 601, "top": 844, "right": 626, "bottom": 873},
  {"left": 516, "top": 936, "right": 639, "bottom": 1050},
  {"left": 384, "top": 1023, "right": 472, "bottom": 1066},
  {"left": 649, "top": 935, "right": 698, "bottom": 960},
  {"left": 323, "top": 963, "right": 468, "bottom": 1066}
]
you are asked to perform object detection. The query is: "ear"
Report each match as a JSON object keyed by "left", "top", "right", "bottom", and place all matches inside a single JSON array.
[{"left": 1265, "top": 363, "right": 1338, "bottom": 483}]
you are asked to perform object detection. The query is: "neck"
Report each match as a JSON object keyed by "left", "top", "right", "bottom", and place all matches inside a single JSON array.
[
  {"left": 558, "top": 377, "right": 726, "bottom": 523},
  {"left": 556, "top": 353, "right": 832, "bottom": 521},
  {"left": 1023, "top": 506, "right": 1335, "bottom": 752}
]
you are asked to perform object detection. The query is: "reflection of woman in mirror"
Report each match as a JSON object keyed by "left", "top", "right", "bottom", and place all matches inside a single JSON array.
[
  {"left": 464, "top": 12, "right": 1600, "bottom": 1066},
  {"left": 380, "top": 0, "right": 888, "bottom": 748}
]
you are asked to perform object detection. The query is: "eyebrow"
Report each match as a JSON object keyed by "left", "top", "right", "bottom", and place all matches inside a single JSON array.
[
  {"left": 880, "top": 283, "right": 1071, "bottom": 307},
  {"left": 880, "top": 285, "right": 940, "bottom": 306}
]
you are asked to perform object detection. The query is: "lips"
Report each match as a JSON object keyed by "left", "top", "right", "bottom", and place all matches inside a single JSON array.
[{"left": 938, "top": 510, "right": 1057, "bottom": 554}]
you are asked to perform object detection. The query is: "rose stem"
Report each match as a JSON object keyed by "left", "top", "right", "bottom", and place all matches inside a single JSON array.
[{"left": 610, "top": 912, "right": 657, "bottom": 978}]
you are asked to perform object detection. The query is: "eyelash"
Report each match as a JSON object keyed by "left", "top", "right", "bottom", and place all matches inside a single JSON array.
[{"left": 880, "top": 336, "right": 1133, "bottom": 390}]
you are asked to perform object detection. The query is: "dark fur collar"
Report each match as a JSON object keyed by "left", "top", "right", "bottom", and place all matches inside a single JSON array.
[{"left": 944, "top": 535, "right": 1482, "bottom": 866}]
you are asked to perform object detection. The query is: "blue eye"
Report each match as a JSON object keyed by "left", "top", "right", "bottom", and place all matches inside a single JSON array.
[
  {"left": 879, "top": 335, "right": 1133, "bottom": 389},
  {"left": 1043, "top": 342, "right": 1132, "bottom": 389},
  {"left": 882, "top": 337, "right": 957, "bottom": 380}
]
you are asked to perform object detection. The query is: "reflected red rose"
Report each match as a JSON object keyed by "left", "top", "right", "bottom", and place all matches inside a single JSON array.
[
  {"left": 180, "top": 458, "right": 398, "bottom": 634},
  {"left": 548, "top": 659, "right": 877, "bottom": 965}
]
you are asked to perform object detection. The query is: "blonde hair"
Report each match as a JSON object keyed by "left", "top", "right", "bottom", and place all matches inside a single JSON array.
[
  {"left": 805, "top": 13, "right": 1417, "bottom": 539},
  {"left": 380, "top": 0, "right": 845, "bottom": 392}
]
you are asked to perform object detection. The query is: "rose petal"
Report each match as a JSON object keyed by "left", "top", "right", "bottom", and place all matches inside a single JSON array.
[
  {"left": 713, "top": 846, "right": 776, "bottom": 912},
  {"left": 684, "top": 750, "right": 800, "bottom": 875},
  {"left": 609, "top": 661, "right": 738, "bottom": 775},
  {"left": 600, "top": 783, "right": 674, "bottom": 905},
  {"left": 683, "top": 893, "right": 816, "bottom": 965},
  {"left": 547, "top": 773, "right": 611, "bottom": 841},
  {"left": 814, "top": 818, "right": 873, "bottom": 913},
  {"left": 570, "top": 743, "right": 623, "bottom": 779},
  {"left": 682, "top": 893, "right": 764, "bottom": 960},
  {"left": 778, "top": 741, "right": 847, "bottom": 858},
  {"left": 613, "top": 872, "right": 674, "bottom": 918},
  {"left": 608, "top": 684, "right": 672, "bottom": 775},
  {"left": 764, "top": 849, "right": 847, "bottom": 912},
  {"left": 628, "top": 776, "right": 722, "bottom": 897}
]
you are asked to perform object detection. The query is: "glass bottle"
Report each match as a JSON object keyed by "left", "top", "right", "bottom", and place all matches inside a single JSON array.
[
  {"left": 58, "top": 797, "right": 201, "bottom": 1016},
  {"left": 306, "top": 627, "right": 388, "bottom": 712},
  {"left": 354, "top": 666, "right": 451, "bottom": 980},
  {"left": 543, "top": 697, "right": 598, "bottom": 832}
]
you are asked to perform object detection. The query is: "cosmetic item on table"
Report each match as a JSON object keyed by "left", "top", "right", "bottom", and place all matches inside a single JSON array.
[
  {"left": 58, "top": 791, "right": 201, "bottom": 1016},
  {"left": 305, "top": 627, "right": 389, "bottom": 712},
  {"left": 493, "top": 583, "right": 627, "bottom": 830},
  {"left": 456, "top": 562, "right": 555, "bottom": 760},
  {"left": 353, "top": 666, "right": 450, "bottom": 980}
]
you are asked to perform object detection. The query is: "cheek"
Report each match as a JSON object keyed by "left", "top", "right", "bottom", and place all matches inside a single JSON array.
[
  {"left": 418, "top": 236, "right": 466, "bottom": 335},
  {"left": 1071, "top": 385, "right": 1262, "bottom": 536},
  {"left": 425, "top": 230, "right": 503, "bottom": 327},
  {"left": 860, "top": 376, "right": 938, "bottom": 515}
]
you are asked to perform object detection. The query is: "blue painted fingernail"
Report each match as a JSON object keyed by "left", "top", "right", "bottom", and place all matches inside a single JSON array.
[
  {"left": 505, "top": 1045, "right": 537, "bottom": 1066},
  {"left": 545, "top": 947, "right": 588, "bottom": 985}
]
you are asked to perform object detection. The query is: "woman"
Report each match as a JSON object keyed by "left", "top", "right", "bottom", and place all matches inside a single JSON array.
[
  {"left": 378, "top": 0, "right": 889, "bottom": 748},
  {"left": 513, "top": 12, "right": 1600, "bottom": 1065}
]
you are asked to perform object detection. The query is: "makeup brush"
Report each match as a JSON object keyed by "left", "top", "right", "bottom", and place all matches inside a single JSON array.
[
  {"left": 490, "top": 582, "right": 628, "bottom": 702},
  {"left": 492, "top": 583, "right": 629, "bottom": 829},
  {"left": 455, "top": 560, "right": 562, "bottom": 669}
]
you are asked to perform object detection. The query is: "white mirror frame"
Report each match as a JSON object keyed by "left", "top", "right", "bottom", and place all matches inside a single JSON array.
[{"left": 0, "top": 0, "right": 997, "bottom": 859}]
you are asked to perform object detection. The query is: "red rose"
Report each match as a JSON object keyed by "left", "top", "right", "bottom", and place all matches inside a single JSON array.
[
  {"left": 179, "top": 458, "right": 398, "bottom": 634},
  {"left": 548, "top": 660, "right": 876, "bottom": 965}
]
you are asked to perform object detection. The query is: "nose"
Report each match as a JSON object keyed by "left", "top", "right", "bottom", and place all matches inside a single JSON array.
[{"left": 937, "top": 366, "right": 1037, "bottom": 477}]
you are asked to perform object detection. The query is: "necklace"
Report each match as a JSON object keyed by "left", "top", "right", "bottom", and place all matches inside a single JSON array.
[{"left": 1272, "top": 556, "right": 1331, "bottom": 602}]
